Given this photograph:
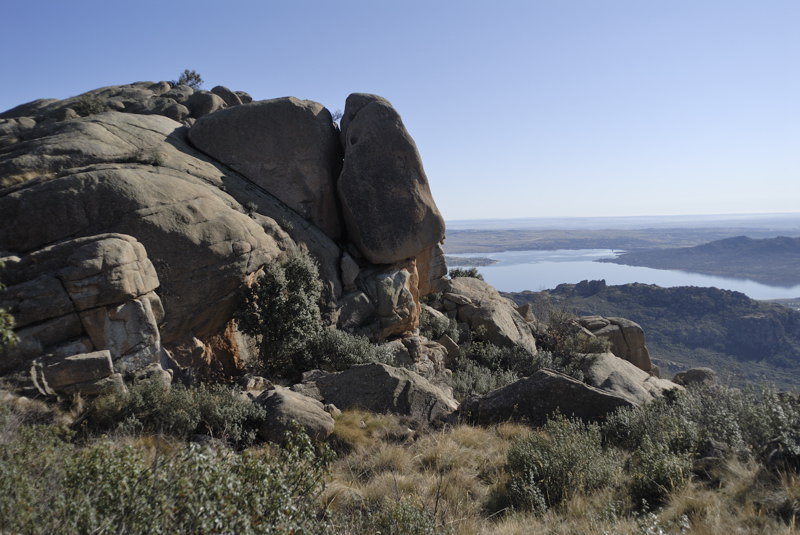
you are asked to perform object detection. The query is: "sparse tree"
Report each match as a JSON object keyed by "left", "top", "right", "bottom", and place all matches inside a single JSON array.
[{"left": 176, "top": 69, "right": 204, "bottom": 89}]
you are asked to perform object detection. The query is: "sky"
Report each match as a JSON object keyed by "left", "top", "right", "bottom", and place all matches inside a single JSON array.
[{"left": 2, "top": 1, "right": 798, "bottom": 221}]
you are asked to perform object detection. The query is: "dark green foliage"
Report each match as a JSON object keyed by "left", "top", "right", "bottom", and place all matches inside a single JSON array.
[
  {"left": 300, "top": 328, "right": 393, "bottom": 372},
  {"left": 419, "top": 306, "right": 459, "bottom": 341},
  {"left": 448, "top": 267, "right": 484, "bottom": 280},
  {"left": 87, "top": 378, "right": 265, "bottom": 446},
  {"left": 628, "top": 439, "right": 691, "bottom": 507},
  {"left": 176, "top": 68, "right": 204, "bottom": 89},
  {"left": 604, "top": 384, "right": 800, "bottom": 464},
  {"left": 506, "top": 415, "right": 618, "bottom": 513},
  {"left": 72, "top": 94, "right": 108, "bottom": 116},
  {"left": 537, "top": 308, "right": 610, "bottom": 360},
  {"left": 236, "top": 251, "right": 323, "bottom": 374},
  {"left": 0, "top": 402, "right": 332, "bottom": 534}
]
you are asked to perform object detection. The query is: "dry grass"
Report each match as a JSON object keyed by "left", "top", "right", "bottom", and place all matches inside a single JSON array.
[{"left": 325, "top": 410, "right": 800, "bottom": 534}]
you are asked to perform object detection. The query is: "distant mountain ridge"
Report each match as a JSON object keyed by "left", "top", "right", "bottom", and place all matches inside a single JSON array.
[
  {"left": 600, "top": 235, "right": 800, "bottom": 286},
  {"left": 505, "top": 281, "right": 800, "bottom": 389}
]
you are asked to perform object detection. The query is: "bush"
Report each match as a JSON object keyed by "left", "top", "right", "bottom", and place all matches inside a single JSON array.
[
  {"left": 236, "top": 251, "right": 323, "bottom": 374},
  {"left": 506, "top": 415, "right": 619, "bottom": 513},
  {"left": 419, "top": 307, "right": 459, "bottom": 341},
  {"left": 87, "top": 378, "right": 265, "bottom": 446},
  {"left": 0, "top": 261, "right": 16, "bottom": 352},
  {"left": 176, "top": 68, "right": 203, "bottom": 89},
  {"left": 449, "top": 267, "right": 483, "bottom": 281},
  {"left": 72, "top": 94, "right": 108, "bottom": 116},
  {"left": 628, "top": 439, "right": 691, "bottom": 508},
  {"left": 300, "top": 328, "right": 393, "bottom": 372},
  {"left": 0, "top": 415, "right": 332, "bottom": 534}
]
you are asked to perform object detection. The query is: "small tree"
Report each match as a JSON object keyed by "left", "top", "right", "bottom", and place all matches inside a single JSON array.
[
  {"left": 449, "top": 267, "right": 484, "bottom": 281},
  {"left": 176, "top": 69, "right": 203, "bottom": 89},
  {"left": 236, "top": 251, "right": 323, "bottom": 373}
]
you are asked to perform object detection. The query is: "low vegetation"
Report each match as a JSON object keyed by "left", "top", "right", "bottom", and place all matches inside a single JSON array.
[{"left": 3, "top": 382, "right": 800, "bottom": 533}]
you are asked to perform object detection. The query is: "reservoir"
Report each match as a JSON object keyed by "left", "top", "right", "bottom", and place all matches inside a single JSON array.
[{"left": 446, "top": 249, "right": 800, "bottom": 300}]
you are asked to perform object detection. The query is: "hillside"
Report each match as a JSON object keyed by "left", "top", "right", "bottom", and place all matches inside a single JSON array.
[
  {"left": 601, "top": 235, "right": 800, "bottom": 286},
  {"left": 505, "top": 281, "right": 800, "bottom": 389}
]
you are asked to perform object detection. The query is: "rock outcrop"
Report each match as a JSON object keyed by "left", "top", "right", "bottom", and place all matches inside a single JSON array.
[
  {"left": 580, "top": 351, "right": 681, "bottom": 405},
  {"left": 0, "top": 81, "right": 450, "bottom": 386},
  {"left": 188, "top": 98, "right": 343, "bottom": 239},
  {"left": 458, "top": 368, "right": 634, "bottom": 426},
  {"left": 254, "top": 386, "right": 335, "bottom": 443},
  {"left": 578, "top": 315, "right": 653, "bottom": 373},
  {"left": 442, "top": 277, "right": 538, "bottom": 354},
  {"left": 295, "top": 363, "right": 458, "bottom": 424},
  {"left": 673, "top": 367, "right": 717, "bottom": 386},
  {"left": 338, "top": 93, "right": 445, "bottom": 265}
]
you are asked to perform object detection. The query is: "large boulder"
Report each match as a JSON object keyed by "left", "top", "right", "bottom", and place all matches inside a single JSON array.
[
  {"left": 309, "top": 363, "right": 458, "bottom": 423},
  {"left": 579, "top": 315, "right": 652, "bottom": 372},
  {"left": 444, "top": 277, "right": 537, "bottom": 354},
  {"left": 458, "top": 368, "right": 634, "bottom": 426},
  {"left": 188, "top": 97, "right": 343, "bottom": 239},
  {"left": 1, "top": 234, "right": 167, "bottom": 374},
  {"left": 0, "top": 112, "right": 293, "bottom": 345},
  {"left": 580, "top": 352, "right": 682, "bottom": 405},
  {"left": 338, "top": 93, "right": 445, "bottom": 264},
  {"left": 673, "top": 367, "right": 717, "bottom": 386},
  {"left": 254, "top": 386, "right": 335, "bottom": 443},
  {"left": 30, "top": 350, "right": 124, "bottom": 396}
]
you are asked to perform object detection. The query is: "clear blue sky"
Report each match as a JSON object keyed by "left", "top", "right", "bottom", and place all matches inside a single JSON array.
[{"left": 2, "top": 1, "right": 798, "bottom": 221}]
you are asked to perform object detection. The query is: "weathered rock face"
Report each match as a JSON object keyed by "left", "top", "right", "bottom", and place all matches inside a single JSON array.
[
  {"left": 458, "top": 368, "right": 634, "bottom": 426},
  {"left": 338, "top": 93, "right": 445, "bottom": 265},
  {"left": 254, "top": 386, "right": 335, "bottom": 443},
  {"left": 580, "top": 352, "right": 682, "bottom": 405},
  {"left": 0, "top": 112, "right": 293, "bottom": 345},
  {"left": 579, "top": 315, "right": 652, "bottom": 372},
  {"left": 189, "top": 97, "right": 343, "bottom": 239},
  {"left": 0, "top": 81, "right": 248, "bottom": 126},
  {"left": 443, "top": 277, "right": 537, "bottom": 354},
  {"left": 1, "top": 82, "right": 449, "bottom": 379},
  {"left": 1, "top": 234, "right": 166, "bottom": 374},
  {"left": 30, "top": 350, "right": 124, "bottom": 396},
  {"left": 306, "top": 363, "right": 458, "bottom": 423}
]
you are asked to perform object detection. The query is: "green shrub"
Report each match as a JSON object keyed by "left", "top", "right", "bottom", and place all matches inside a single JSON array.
[
  {"left": 0, "top": 416, "right": 332, "bottom": 534},
  {"left": 419, "top": 307, "right": 459, "bottom": 341},
  {"left": 87, "top": 378, "right": 265, "bottom": 446},
  {"left": 628, "top": 438, "right": 691, "bottom": 508},
  {"left": 506, "top": 415, "right": 619, "bottom": 513},
  {"left": 448, "top": 267, "right": 483, "bottom": 280},
  {"left": 72, "top": 95, "right": 108, "bottom": 116},
  {"left": 356, "top": 498, "right": 437, "bottom": 535},
  {"left": 236, "top": 251, "right": 323, "bottom": 374},
  {"left": 299, "top": 328, "right": 393, "bottom": 372},
  {"left": 450, "top": 359, "right": 520, "bottom": 399}
]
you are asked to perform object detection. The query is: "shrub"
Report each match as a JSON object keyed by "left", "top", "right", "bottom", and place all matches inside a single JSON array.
[
  {"left": 368, "top": 498, "right": 437, "bottom": 535},
  {"left": 72, "top": 94, "right": 108, "bottom": 116},
  {"left": 0, "top": 261, "right": 16, "bottom": 352},
  {"left": 0, "top": 416, "right": 332, "bottom": 534},
  {"left": 628, "top": 438, "right": 691, "bottom": 508},
  {"left": 175, "top": 68, "right": 203, "bottom": 89},
  {"left": 449, "top": 267, "right": 483, "bottom": 281},
  {"left": 506, "top": 415, "right": 619, "bottom": 513},
  {"left": 419, "top": 307, "right": 459, "bottom": 341},
  {"left": 299, "top": 328, "right": 393, "bottom": 372},
  {"left": 87, "top": 378, "right": 265, "bottom": 446},
  {"left": 236, "top": 251, "right": 323, "bottom": 374}
]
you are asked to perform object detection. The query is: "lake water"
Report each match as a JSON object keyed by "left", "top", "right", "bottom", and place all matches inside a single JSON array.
[{"left": 447, "top": 249, "right": 800, "bottom": 300}]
